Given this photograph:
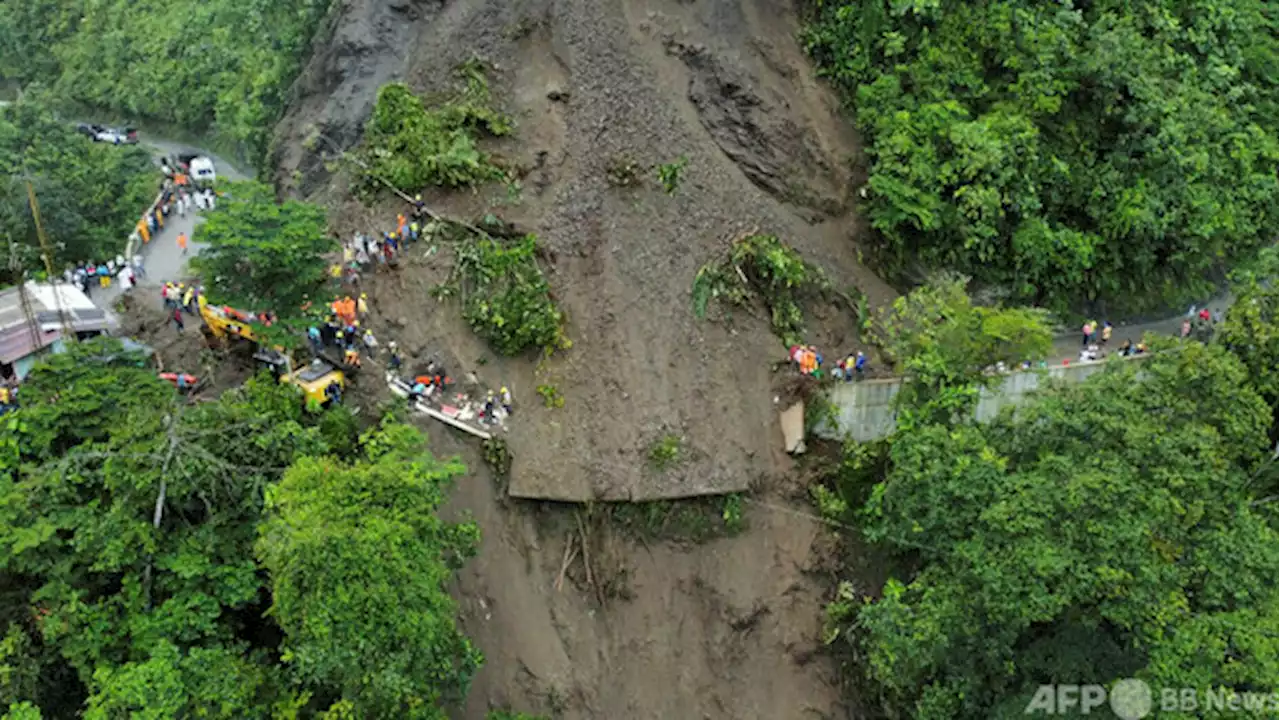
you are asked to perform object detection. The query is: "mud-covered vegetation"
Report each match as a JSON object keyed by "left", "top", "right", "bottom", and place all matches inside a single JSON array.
[
  {"left": 805, "top": 0, "right": 1278, "bottom": 314},
  {"left": 432, "top": 230, "right": 567, "bottom": 357},
  {"left": 356, "top": 66, "right": 512, "bottom": 198},
  {"left": 0, "top": 0, "right": 331, "bottom": 168},
  {"left": 0, "top": 341, "right": 482, "bottom": 718},
  {"left": 692, "top": 234, "right": 833, "bottom": 346},
  {"left": 0, "top": 96, "right": 153, "bottom": 274}
]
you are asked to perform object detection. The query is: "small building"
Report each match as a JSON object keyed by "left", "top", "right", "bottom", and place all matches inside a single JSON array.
[{"left": 0, "top": 282, "right": 118, "bottom": 382}]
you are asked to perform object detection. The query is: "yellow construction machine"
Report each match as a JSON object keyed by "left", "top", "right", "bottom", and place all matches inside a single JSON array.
[{"left": 198, "top": 296, "right": 345, "bottom": 405}]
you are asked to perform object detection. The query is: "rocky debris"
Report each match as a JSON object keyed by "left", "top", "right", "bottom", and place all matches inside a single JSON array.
[{"left": 668, "top": 38, "right": 847, "bottom": 215}]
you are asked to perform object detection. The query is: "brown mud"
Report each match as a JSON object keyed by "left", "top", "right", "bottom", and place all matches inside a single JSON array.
[{"left": 273, "top": 0, "right": 895, "bottom": 716}]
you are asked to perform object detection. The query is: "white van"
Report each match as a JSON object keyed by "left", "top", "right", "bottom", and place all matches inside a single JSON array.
[{"left": 189, "top": 156, "right": 216, "bottom": 186}]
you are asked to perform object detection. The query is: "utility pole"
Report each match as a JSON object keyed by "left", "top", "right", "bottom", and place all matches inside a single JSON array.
[
  {"left": 7, "top": 237, "right": 41, "bottom": 355},
  {"left": 25, "top": 181, "right": 75, "bottom": 342}
]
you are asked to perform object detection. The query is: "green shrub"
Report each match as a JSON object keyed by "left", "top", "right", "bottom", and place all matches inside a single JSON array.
[
  {"left": 357, "top": 66, "right": 512, "bottom": 196},
  {"left": 691, "top": 234, "right": 833, "bottom": 346},
  {"left": 434, "top": 233, "right": 568, "bottom": 356},
  {"left": 647, "top": 434, "right": 683, "bottom": 470},
  {"left": 721, "top": 493, "right": 745, "bottom": 534},
  {"left": 656, "top": 156, "right": 688, "bottom": 194},
  {"left": 535, "top": 383, "right": 564, "bottom": 409}
]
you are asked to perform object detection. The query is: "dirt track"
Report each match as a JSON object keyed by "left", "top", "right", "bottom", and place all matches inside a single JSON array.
[{"left": 273, "top": 0, "right": 886, "bottom": 715}]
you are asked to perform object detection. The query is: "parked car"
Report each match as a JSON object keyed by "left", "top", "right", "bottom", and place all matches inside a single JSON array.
[
  {"left": 76, "top": 123, "right": 105, "bottom": 139},
  {"left": 94, "top": 126, "right": 138, "bottom": 145}
]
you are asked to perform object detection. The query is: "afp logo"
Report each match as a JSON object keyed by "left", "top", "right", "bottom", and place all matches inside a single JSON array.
[{"left": 1025, "top": 679, "right": 1153, "bottom": 719}]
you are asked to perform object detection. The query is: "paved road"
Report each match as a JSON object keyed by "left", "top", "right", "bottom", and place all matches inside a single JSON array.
[
  {"left": 1046, "top": 293, "right": 1233, "bottom": 364},
  {"left": 93, "top": 141, "right": 249, "bottom": 309}
]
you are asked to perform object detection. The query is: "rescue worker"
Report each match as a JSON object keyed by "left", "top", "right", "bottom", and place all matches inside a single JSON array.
[
  {"left": 307, "top": 326, "right": 322, "bottom": 353},
  {"left": 413, "top": 194, "right": 425, "bottom": 217},
  {"left": 171, "top": 307, "right": 185, "bottom": 332},
  {"left": 841, "top": 354, "right": 857, "bottom": 382},
  {"left": 482, "top": 392, "right": 497, "bottom": 425},
  {"left": 362, "top": 328, "right": 378, "bottom": 354},
  {"left": 324, "top": 380, "right": 342, "bottom": 405},
  {"left": 388, "top": 341, "right": 403, "bottom": 371},
  {"left": 177, "top": 232, "right": 188, "bottom": 255},
  {"left": 357, "top": 293, "right": 369, "bottom": 315},
  {"left": 854, "top": 351, "right": 867, "bottom": 379},
  {"left": 182, "top": 285, "right": 195, "bottom": 314},
  {"left": 408, "top": 220, "right": 420, "bottom": 242},
  {"left": 344, "top": 347, "right": 361, "bottom": 368},
  {"left": 500, "top": 386, "right": 513, "bottom": 415}
]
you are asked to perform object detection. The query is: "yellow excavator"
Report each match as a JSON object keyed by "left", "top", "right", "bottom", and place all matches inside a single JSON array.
[{"left": 198, "top": 296, "right": 346, "bottom": 405}]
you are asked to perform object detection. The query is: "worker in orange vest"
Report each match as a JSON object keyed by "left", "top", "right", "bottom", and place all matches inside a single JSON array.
[{"left": 177, "top": 232, "right": 188, "bottom": 254}]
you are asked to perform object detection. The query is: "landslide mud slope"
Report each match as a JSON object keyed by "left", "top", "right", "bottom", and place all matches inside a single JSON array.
[
  {"left": 274, "top": 0, "right": 890, "bottom": 717},
  {"left": 276, "top": 0, "right": 892, "bottom": 503}
]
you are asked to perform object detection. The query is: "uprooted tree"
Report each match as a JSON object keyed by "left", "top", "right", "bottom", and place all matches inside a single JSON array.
[{"left": 691, "top": 233, "right": 834, "bottom": 347}]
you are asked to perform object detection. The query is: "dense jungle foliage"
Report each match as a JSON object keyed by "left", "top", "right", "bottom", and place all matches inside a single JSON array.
[
  {"left": 820, "top": 279, "right": 1279, "bottom": 719},
  {"left": 0, "top": 0, "right": 331, "bottom": 169},
  {"left": 0, "top": 340, "right": 481, "bottom": 718},
  {"left": 805, "top": 0, "right": 1278, "bottom": 314},
  {"left": 0, "top": 97, "right": 154, "bottom": 276}
]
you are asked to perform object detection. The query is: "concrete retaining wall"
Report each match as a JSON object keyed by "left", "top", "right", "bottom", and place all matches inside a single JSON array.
[{"left": 818, "top": 355, "right": 1150, "bottom": 442}]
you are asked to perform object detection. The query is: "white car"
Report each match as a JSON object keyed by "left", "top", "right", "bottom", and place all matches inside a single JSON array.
[
  {"left": 189, "top": 157, "right": 216, "bottom": 185},
  {"left": 93, "top": 127, "right": 138, "bottom": 145}
]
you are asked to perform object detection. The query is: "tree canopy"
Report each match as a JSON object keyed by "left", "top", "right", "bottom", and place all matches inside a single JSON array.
[
  {"left": 0, "top": 95, "right": 154, "bottom": 276},
  {"left": 259, "top": 422, "right": 482, "bottom": 718},
  {"left": 870, "top": 274, "right": 1052, "bottom": 424},
  {"left": 805, "top": 0, "right": 1278, "bottom": 314},
  {"left": 0, "top": 339, "right": 480, "bottom": 718},
  {"left": 822, "top": 293, "right": 1279, "bottom": 717},
  {"left": 0, "top": 0, "right": 329, "bottom": 169},
  {"left": 191, "top": 181, "right": 335, "bottom": 335}
]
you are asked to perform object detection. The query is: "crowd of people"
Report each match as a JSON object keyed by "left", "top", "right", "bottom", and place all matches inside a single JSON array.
[
  {"left": 789, "top": 344, "right": 870, "bottom": 382},
  {"left": 63, "top": 253, "right": 144, "bottom": 295},
  {"left": 333, "top": 203, "right": 432, "bottom": 285}
]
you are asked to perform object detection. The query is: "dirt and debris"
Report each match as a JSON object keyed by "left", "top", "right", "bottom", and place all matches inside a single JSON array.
[
  {"left": 272, "top": 0, "right": 900, "bottom": 716},
  {"left": 114, "top": 291, "right": 254, "bottom": 394}
]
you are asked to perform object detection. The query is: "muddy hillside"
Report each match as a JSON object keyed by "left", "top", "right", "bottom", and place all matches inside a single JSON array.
[
  {"left": 272, "top": 0, "right": 892, "bottom": 717},
  {"left": 277, "top": 0, "right": 892, "bottom": 502}
]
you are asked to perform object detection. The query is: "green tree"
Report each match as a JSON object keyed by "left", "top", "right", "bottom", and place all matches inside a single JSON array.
[
  {"left": 805, "top": 0, "right": 1278, "bottom": 314},
  {"left": 0, "top": 95, "right": 154, "bottom": 273},
  {"left": 258, "top": 421, "right": 483, "bottom": 718},
  {"left": 870, "top": 274, "right": 1051, "bottom": 424},
  {"left": 840, "top": 345, "right": 1278, "bottom": 718},
  {"left": 191, "top": 180, "right": 335, "bottom": 336},
  {"left": 357, "top": 71, "right": 511, "bottom": 197},
  {"left": 0, "top": 339, "right": 327, "bottom": 716},
  {"left": 1217, "top": 248, "right": 1279, "bottom": 436},
  {"left": 0, "top": 0, "right": 330, "bottom": 168}
]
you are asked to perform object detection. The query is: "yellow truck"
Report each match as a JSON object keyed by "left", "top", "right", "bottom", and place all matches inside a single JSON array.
[
  {"left": 199, "top": 296, "right": 345, "bottom": 405},
  {"left": 256, "top": 350, "right": 346, "bottom": 406}
]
